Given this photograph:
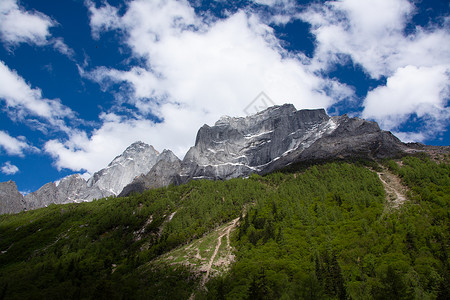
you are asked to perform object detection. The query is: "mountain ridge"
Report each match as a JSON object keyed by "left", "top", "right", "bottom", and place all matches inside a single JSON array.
[
  {"left": 0, "top": 155, "right": 448, "bottom": 299},
  {"left": 0, "top": 104, "right": 445, "bottom": 213}
]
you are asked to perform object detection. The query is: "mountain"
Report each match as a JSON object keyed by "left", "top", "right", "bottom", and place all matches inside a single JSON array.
[
  {"left": 180, "top": 104, "right": 406, "bottom": 181},
  {"left": 0, "top": 155, "right": 448, "bottom": 299},
  {"left": 0, "top": 104, "right": 420, "bottom": 213},
  {"left": 120, "top": 104, "right": 407, "bottom": 196},
  {"left": 86, "top": 141, "right": 160, "bottom": 195},
  {"left": 118, "top": 149, "right": 182, "bottom": 197},
  {"left": 23, "top": 174, "right": 109, "bottom": 210},
  {"left": 2, "top": 142, "right": 169, "bottom": 214},
  {"left": 0, "top": 181, "right": 25, "bottom": 215}
]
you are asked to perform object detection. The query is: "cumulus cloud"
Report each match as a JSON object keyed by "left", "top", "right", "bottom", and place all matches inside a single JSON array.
[
  {"left": 362, "top": 65, "right": 450, "bottom": 140},
  {"left": 300, "top": 0, "right": 450, "bottom": 141},
  {"left": 1, "top": 161, "right": 19, "bottom": 175},
  {"left": 46, "top": 0, "right": 449, "bottom": 174},
  {"left": 44, "top": 0, "right": 352, "bottom": 173},
  {"left": 0, "top": 61, "right": 75, "bottom": 132},
  {"left": 0, "top": 0, "right": 74, "bottom": 58},
  {"left": 0, "top": 0, "right": 54, "bottom": 45},
  {"left": 83, "top": 0, "right": 346, "bottom": 115},
  {"left": 300, "top": 0, "right": 450, "bottom": 77},
  {"left": 85, "top": 0, "right": 122, "bottom": 40},
  {"left": 0, "top": 130, "right": 34, "bottom": 156}
]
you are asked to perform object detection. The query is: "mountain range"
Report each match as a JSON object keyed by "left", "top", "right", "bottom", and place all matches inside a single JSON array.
[{"left": 0, "top": 104, "right": 431, "bottom": 214}]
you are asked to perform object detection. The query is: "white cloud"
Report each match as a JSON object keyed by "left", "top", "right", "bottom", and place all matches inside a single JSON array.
[
  {"left": 84, "top": 0, "right": 349, "bottom": 114},
  {"left": 301, "top": 0, "right": 450, "bottom": 77},
  {"left": 44, "top": 0, "right": 353, "bottom": 174},
  {"left": 362, "top": 65, "right": 450, "bottom": 140},
  {"left": 85, "top": 0, "right": 122, "bottom": 40},
  {"left": 0, "top": 61, "right": 75, "bottom": 132},
  {"left": 0, "top": 0, "right": 74, "bottom": 58},
  {"left": 1, "top": 161, "right": 19, "bottom": 175},
  {"left": 0, "top": 0, "right": 54, "bottom": 46},
  {"left": 252, "top": 0, "right": 297, "bottom": 10},
  {"left": 299, "top": 0, "right": 450, "bottom": 142},
  {"left": 0, "top": 130, "right": 33, "bottom": 156},
  {"left": 51, "top": 38, "right": 75, "bottom": 59},
  {"left": 49, "top": 0, "right": 448, "bottom": 175}
]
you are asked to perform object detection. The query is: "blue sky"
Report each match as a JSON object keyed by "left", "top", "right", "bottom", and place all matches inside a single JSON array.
[{"left": 0, "top": 0, "right": 449, "bottom": 194}]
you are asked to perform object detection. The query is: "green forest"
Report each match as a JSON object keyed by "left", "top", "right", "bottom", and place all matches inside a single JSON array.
[{"left": 0, "top": 155, "right": 448, "bottom": 299}]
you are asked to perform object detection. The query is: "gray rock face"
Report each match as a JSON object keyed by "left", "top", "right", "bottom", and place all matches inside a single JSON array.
[
  {"left": 87, "top": 141, "right": 160, "bottom": 195},
  {"left": 179, "top": 104, "right": 407, "bottom": 181},
  {"left": 13, "top": 141, "right": 162, "bottom": 213},
  {"left": 1, "top": 104, "right": 411, "bottom": 214},
  {"left": 180, "top": 104, "right": 341, "bottom": 181},
  {"left": 120, "top": 104, "right": 407, "bottom": 196},
  {"left": 263, "top": 114, "right": 406, "bottom": 173},
  {"left": 0, "top": 181, "right": 25, "bottom": 214},
  {"left": 24, "top": 174, "right": 112, "bottom": 209},
  {"left": 119, "top": 149, "right": 182, "bottom": 197}
]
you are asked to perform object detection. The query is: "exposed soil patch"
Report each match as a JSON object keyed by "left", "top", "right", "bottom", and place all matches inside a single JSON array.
[
  {"left": 376, "top": 167, "right": 409, "bottom": 209},
  {"left": 200, "top": 218, "right": 238, "bottom": 287}
]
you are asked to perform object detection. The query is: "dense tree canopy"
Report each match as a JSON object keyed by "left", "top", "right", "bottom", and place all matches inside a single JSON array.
[{"left": 0, "top": 155, "right": 448, "bottom": 299}]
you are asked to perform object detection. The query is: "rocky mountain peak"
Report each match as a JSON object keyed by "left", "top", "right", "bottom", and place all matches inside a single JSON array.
[
  {"left": 1, "top": 104, "right": 414, "bottom": 214},
  {"left": 107, "top": 141, "right": 158, "bottom": 166},
  {"left": 182, "top": 105, "right": 338, "bottom": 180},
  {"left": 180, "top": 104, "right": 408, "bottom": 182},
  {"left": 118, "top": 149, "right": 182, "bottom": 197},
  {"left": 88, "top": 142, "right": 160, "bottom": 195},
  {"left": 157, "top": 149, "right": 180, "bottom": 163},
  {"left": 17, "top": 141, "right": 164, "bottom": 212},
  {"left": 0, "top": 180, "right": 25, "bottom": 214}
]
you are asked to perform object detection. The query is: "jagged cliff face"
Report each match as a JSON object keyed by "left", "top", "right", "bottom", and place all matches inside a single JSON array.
[
  {"left": 181, "top": 105, "right": 335, "bottom": 180},
  {"left": 0, "top": 181, "right": 25, "bottom": 214},
  {"left": 22, "top": 142, "right": 164, "bottom": 210},
  {"left": 24, "top": 174, "right": 111, "bottom": 209},
  {"left": 118, "top": 149, "right": 182, "bottom": 197},
  {"left": 87, "top": 142, "right": 160, "bottom": 195},
  {"left": 1, "top": 104, "right": 411, "bottom": 214},
  {"left": 180, "top": 104, "right": 405, "bottom": 181}
]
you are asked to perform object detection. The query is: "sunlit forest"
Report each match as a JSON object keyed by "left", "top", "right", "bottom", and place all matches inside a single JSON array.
[{"left": 0, "top": 155, "right": 448, "bottom": 299}]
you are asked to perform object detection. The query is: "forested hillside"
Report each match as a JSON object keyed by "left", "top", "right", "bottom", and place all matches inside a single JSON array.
[{"left": 0, "top": 155, "right": 448, "bottom": 299}]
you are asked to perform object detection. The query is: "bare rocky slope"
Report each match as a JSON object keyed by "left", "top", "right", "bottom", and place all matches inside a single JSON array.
[
  {"left": 0, "top": 104, "right": 443, "bottom": 213},
  {"left": 0, "top": 181, "right": 26, "bottom": 214},
  {"left": 121, "top": 104, "right": 412, "bottom": 197},
  {"left": 179, "top": 104, "right": 406, "bottom": 182},
  {"left": 0, "top": 142, "right": 174, "bottom": 213}
]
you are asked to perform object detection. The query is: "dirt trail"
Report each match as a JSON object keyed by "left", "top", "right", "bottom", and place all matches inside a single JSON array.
[
  {"left": 376, "top": 167, "right": 408, "bottom": 209},
  {"left": 201, "top": 218, "right": 239, "bottom": 287}
]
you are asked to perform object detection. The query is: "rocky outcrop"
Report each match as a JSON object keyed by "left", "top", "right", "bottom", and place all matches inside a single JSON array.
[
  {"left": 11, "top": 142, "right": 163, "bottom": 212},
  {"left": 87, "top": 141, "right": 160, "bottom": 195},
  {"left": 1, "top": 104, "right": 412, "bottom": 213},
  {"left": 0, "top": 181, "right": 25, "bottom": 214},
  {"left": 24, "top": 174, "right": 111, "bottom": 209},
  {"left": 119, "top": 104, "right": 407, "bottom": 197},
  {"left": 119, "top": 149, "right": 182, "bottom": 197},
  {"left": 179, "top": 104, "right": 406, "bottom": 181},
  {"left": 180, "top": 105, "right": 335, "bottom": 181},
  {"left": 263, "top": 114, "right": 406, "bottom": 173}
]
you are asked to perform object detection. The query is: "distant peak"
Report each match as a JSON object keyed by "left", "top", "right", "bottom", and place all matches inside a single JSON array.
[
  {"left": 254, "top": 103, "right": 296, "bottom": 115},
  {"left": 128, "top": 141, "right": 149, "bottom": 148},
  {"left": 124, "top": 141, "right": 157, "bottom": 154},
  {"left": 158, "top": 149, "right": 180, "bottom": 163},
  {"left": 215, "top": 115, "right": 234, "bottom": 126}
]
